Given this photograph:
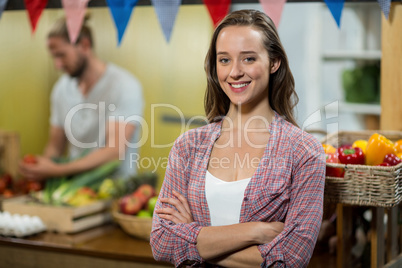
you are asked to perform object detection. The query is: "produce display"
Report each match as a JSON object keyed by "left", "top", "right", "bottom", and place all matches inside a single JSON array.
[
  {"left": 31, "top": 160, "right": 121, "bottom": 207},
  {"left": 0, "top": 155, "right": 44, "bottom": 198},
  {"left": 117, "top": 184, "right": 158, "bottom": 218},
  {"left": 323, "top": 133, "right": 402, "bottom": 178}
]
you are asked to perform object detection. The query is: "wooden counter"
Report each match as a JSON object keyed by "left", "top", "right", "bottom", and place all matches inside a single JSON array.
[{"left": 0, "top": 223, "right": 172, "bottom": 268}]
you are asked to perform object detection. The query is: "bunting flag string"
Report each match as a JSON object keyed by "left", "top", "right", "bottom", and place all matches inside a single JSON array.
[
  {"left": 259, "top": 0, "right": 287, "bottom": 28},
  {"left": 0, "top": 0, "right": 8, "bottom": 19},
  {"left": 203, "top": 0, "right": 231, "bottom": 27},
  {"left": 0, "top": 1, "right": 393, "bottom": 46},
  {"left": 377, "top": 0, "right": 391, "bottom": 19},
  {"left": 324, "top": 0, "right": 345, "bottom": 28},
  {"left": 151, "top": 0, "right": 181, "bottom": 43},
  {"left": 106, "top": 0, "right": 139, "bottom": 46},
  {"left": 61, "top": 0, "right": 90, "bottom": 44},
  {"left": 24, "top": 0, "right": 48, "bottom": 33}
]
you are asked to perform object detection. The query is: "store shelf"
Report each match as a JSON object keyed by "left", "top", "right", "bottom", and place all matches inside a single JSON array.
[
  {"left": 324, "top": 101, "right": 381, "bottom": 115},
  {"left": 322, "top": 50, "right": 382, "bottom": 60},
  {"left": 339, "top": 102, "right": 381, "bottom": 115}
]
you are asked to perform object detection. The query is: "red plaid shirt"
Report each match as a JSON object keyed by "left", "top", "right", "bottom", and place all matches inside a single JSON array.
[{"left": 150, "top": 112, "right": 326, "bottom": 267}]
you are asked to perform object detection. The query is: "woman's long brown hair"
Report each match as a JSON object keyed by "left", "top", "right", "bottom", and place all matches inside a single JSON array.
[{"left": 204, "top": 9, "right": 299, "bottom": 127}]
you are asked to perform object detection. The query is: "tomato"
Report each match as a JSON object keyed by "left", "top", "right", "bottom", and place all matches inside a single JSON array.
[
  {"left": 326, "top": 153, "right": 345, "bottom": 178},
  {"left": 26, "top": 181, "right": 43, "bottom": 192},
  {"left": 383, "top": 153, "right": 402, "bottom": 166},
  {"left": 2, "top": 189, "right": 14, "bottom": 198},
  {"left": 0, "top": 173, "right": 12, "bottom": 188},
  {"left": 0, "top": 179, "right": 7, "bottom": 194},
  {"left": 23, "top": 154, "right": 37, "bottom": 164}
]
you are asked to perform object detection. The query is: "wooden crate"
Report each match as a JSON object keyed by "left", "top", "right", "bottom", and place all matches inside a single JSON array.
[
  {"left": 2, "top": 196, "right": 112, "bottom": 233},
  {"left": 0, "top": 130, "right": 20, "bottom": 179}
]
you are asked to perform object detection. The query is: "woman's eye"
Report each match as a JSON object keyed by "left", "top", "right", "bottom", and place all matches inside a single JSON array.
[
  {"left": 244, "top": 57, "right": 256, "bottom": 63},
  {"left": 218, "top": 58, "right": 229, "bottom": 64}
]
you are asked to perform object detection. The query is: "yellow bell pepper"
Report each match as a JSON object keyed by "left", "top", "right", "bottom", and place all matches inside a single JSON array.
[
  {"left": 395, "top": 139, "right": 402, "bottom": 154},
  {"left": 322, "top": 144, "right": 337, "bottom": 154},
  {"left": 366, "top": 133, "right": 397, "bottom": 165},
  {"left": 397, "top": 152, "right": 402, "bottom": 159},
  {"left": 352, "top": 139, "right": 368, "bottom": 155}
]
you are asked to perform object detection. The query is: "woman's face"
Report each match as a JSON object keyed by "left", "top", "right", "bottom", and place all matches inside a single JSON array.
[{"left": 216, "top": 25, "right": 273, "bottom": 108}]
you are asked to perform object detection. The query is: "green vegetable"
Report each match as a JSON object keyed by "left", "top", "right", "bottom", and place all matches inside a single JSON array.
[
  {"left": 342, "top": 64, "right": 380, "bottom": 104},
  {"left": 52, "top": 160, "right": 120, "bottom": 205},
  {"left": 42, "top": 176, "right": 67, "bottom": 204}
]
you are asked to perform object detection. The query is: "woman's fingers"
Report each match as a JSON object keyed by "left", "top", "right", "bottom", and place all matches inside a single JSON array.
[
  {"left": 159, "top": 197, "right": 185, "bottom": 213},
  {"left": 157, "top": 211, "right": 181, "bottom": 224},
  {"left": 159, "top": 196, "right": 188, "bottom": 216},
  {"left": 156, "top": 191, "right": 194, "bottom": 223},
  {"left": 156, "top": 207, "right": 187, "bottom": 223},
  {"left": 172, "top": 190, "right": 192, "bottom": 215}
]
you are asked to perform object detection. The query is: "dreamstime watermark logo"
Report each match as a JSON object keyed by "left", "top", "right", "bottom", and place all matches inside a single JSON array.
[{"left": 63, "top": 100, "right": 340, "bottom": 167}]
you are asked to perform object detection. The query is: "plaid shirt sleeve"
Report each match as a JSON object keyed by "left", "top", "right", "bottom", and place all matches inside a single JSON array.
[
  {"left": 150, "top": 134, "right": 204, "bottom": 267},
  {"left": 258, "top": 134, "right": 326, "bottom": 268}
]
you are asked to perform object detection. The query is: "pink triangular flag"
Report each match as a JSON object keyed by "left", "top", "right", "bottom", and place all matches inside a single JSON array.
[
  {"left": 259, "top": 0, "right": 286, "bottom": 28},
  {"left": 24, "top": 0, "right": 48, "bottom": 33},
  {"left": 61, "top": 0, "right": 90, "bottom": 44}
]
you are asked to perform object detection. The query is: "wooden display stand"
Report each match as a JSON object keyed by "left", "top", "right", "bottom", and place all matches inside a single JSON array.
[
  {"left": 2, "top": 195, "right": 112, "bottom": 233},
  {"left": 337, "top": 3, "right": 402, "bottom": 268},
  {"left": 0, "top": 130, "right": 20, "bottom": 178}
]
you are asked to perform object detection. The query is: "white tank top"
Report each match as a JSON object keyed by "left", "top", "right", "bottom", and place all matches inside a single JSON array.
[{"left": 205, "top": 170, "right": 251, "bottom": 226}]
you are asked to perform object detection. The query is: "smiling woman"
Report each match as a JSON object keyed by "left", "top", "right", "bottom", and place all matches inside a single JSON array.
[{"left": 150, "top": 9, "right": 325, "bottom": 268}]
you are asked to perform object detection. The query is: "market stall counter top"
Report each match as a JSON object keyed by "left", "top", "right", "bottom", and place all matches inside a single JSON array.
[{"left": 0, "top": 223, "right": 172, "bottom": 268}]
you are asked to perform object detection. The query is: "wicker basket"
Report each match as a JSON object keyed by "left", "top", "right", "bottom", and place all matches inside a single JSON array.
[
  {"left": 322, "top": 130, "right": 402, "bottom": 207},
  {"left": 112, "top": 202, "right": 152, "bottom": 241}
]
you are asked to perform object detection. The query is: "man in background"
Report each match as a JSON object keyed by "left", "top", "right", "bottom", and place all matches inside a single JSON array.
[{"left": 20, "top": 15, "right": 144, "bottom": 180}]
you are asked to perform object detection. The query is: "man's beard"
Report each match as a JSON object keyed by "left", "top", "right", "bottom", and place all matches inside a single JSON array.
[{"left": 70, "top": 56, "right": 88, "bottom": 78}]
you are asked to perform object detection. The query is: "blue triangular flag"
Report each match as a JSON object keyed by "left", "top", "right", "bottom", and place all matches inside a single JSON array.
[
  {"left": 324, "top": 0, "right": 344, "bottom": 28},
  {"left": 0, "top": 0, "right": 8, "bottom": 19},
  {"left": 151, "top": 0, "right": 181, "bottom": 43},
  {"left": 106, "top": 0, "right": 139, "bottom": 46},
  {"left": 377, "top": 0, "right": 391, "bottom": 19}
]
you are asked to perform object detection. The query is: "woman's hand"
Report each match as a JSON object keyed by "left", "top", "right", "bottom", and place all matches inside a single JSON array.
[{"left": 155, "top": 190, "right": 194, "bottom": 224}]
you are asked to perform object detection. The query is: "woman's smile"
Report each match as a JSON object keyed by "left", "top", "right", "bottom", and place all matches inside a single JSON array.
[{"left": 229, "top": 81, "right": 251, "bottom": 93}]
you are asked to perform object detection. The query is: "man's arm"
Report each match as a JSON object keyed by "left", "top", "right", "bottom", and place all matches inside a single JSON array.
[
  {"left": 20, "top": 121, "right": 135, "bottom": 179},
  {"left": 61, "top": 120, "right": 136, "bottom": 174},
  {"left": 43, "top": 126, "right": 67, "bottom": 159}
]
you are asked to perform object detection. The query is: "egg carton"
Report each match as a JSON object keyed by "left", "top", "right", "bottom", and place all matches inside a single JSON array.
[{"left": 0, "top": 211, "right": 47, "bottom": 237}]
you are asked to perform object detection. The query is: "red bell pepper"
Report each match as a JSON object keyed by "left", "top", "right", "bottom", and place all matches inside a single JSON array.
[
  {"left": 326, "top": 153, "right": 344, "bottom": 178},
  {"left": 338, "top": 146, "right": 365, "bottom": 165},
  {"left": 383, "top": 154, "right": 402, "bottom": 166}
]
